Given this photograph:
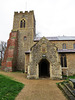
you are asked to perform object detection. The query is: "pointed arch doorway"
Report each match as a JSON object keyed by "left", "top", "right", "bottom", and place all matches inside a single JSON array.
[{"left": 39, "top": 59, "right": 50, "bottom": 78}]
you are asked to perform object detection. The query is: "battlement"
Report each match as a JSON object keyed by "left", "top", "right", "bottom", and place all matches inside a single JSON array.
[
  {"left": 14, "top": 10, "right": 34, "bottom": 15},
  {"left": 13, "top": 10, "right": 35, "bottom": 30}
]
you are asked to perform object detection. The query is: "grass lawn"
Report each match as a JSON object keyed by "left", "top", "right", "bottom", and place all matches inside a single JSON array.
[{"left": 0, "top": 74, "right": 24, "bottom": 100}]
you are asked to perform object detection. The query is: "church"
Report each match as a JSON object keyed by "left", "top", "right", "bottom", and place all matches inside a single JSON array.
[{"left": 1, "top": 10, "right": 75, "bottom": 79}]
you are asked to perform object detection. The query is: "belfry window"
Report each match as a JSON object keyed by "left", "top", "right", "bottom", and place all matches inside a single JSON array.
[
  {"left": 62, "top": 43, "right": 66, "bottom": 49},
  {"left": 24, "top": 36, "right": 26, "bottom": 40},
  {"left": 73, "top": 43, "right": 75, "bottom": 49},
  {"left": 20, "top": 19, "right": 25, "bottom": 28},
  {"left": 61, "top": 54, "right": 67, "bottom": 67}
]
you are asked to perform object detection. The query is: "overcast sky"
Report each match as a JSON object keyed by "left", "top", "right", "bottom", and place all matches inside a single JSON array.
[{"left": 0, "top": 0, "right": 75, "bottom": 42}]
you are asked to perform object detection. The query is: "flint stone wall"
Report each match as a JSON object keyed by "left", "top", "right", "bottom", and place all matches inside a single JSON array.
[{"left": 28, "top": 37, "right": 62, "bottom": 79}]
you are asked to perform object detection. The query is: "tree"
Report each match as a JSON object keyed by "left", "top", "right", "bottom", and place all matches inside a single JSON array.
[{"left": 0, "top": 41, "right": 7, "bottom": 65}]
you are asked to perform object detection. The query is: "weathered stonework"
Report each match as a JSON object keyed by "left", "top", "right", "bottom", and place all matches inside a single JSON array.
[
  {"left": 27, "top": 37, "right": 62, "bottom": 79},
  {"left": 13, "top": 11, "right": 35, "bottom": 71},
  {"left": 1, "top": 31, "right": 18, "bottom": 71},
  {"left": 1, "top": 10, "right": 75, "bottom": 79}
]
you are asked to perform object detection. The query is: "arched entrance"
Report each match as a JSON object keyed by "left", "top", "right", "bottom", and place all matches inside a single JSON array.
[{"left": 39, "top": 59, "right": 50, "bottom": 78}]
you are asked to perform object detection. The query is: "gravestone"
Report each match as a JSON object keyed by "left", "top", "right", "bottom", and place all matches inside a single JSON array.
[{"left": 69, "top": 79, "right": 75, "bottom": 89}]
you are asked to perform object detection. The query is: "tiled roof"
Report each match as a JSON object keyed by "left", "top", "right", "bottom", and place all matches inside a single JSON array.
[
  {"left": 34, "top": 36, "right": 75, "bottom": 41},
  {"left": 58, "top": 49, "right": 75, "bottom": 53}
]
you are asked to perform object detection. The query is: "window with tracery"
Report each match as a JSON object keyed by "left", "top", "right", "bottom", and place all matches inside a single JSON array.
[
  {"left": 20, "top": 19, "right": 25, "bottom": 28},
  {"left": 61, "top": 54, "right": 67, "bottom": 67},
  {"left": 62, "top": 43, "right": 66, "bottom": 49}
]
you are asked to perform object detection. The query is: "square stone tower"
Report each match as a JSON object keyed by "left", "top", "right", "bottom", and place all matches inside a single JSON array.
[
  {"left": 2, "top": 11, "right": 35, "bottom": 72},
  {"left": 13, "top": 11, "right": 35, "bottom": 71}
]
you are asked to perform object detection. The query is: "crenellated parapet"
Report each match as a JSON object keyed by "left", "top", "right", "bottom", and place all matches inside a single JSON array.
[
  {"left": 1, "top": 10, "right": 35, "bottom": 72},
  {"left": 13, "top": 10, "right": 35, "bottom": 30},
  {"left": 14, "top": 10, "right": 34, "bottom": 15}
]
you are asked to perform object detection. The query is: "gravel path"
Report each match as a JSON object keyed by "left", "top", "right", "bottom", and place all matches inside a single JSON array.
[{"left": 0, "top": 71, "right": 67, "bottom": 100}]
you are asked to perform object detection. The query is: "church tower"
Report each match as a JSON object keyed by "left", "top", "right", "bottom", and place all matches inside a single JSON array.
[
  {"left": 13, "top": 11, "right": 35, "bottom": 71},
  {"left": 1, "top": 11, "right": 35, "bottom": 72}
]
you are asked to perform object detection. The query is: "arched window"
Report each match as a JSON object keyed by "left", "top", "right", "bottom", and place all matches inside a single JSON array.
[
  {"left": 24, "top": 36, "right": 26, "bottom": 40},
  {"left": 20, "top": 20, "right": 22, "bottom": 28},
  {"left": 61, "top": 54, "right": 67, "bottom": 67},
  {"left": 73, "top": 43, "right": 75, "bottom": 49},
  {"left": 20, "top": 19, "right": 25, "bottom": 28},
  {"left": 24, "top": 20, "right": 25, "bottom": 27},
  {"left": 62, "top": 43, "right": 66, "bottom": 49}
]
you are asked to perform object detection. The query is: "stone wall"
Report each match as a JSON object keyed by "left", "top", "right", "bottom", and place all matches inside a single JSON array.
[
  {"left": 27, "top": 37, "right": 62, "bottom": 79},
  {"left": 51, "top": 40, "right": 75, "bottom": 49},
  {"left": 50, "top": 41, "right": 75, "bottom": 76},
  {"left": 33, "top": 40, "right": 75, "bottom": 76},
  {"left": 1, "top": 10, "right": 75, "bottom": 78},
  {"left": 34, "top": 40, "right": 75, "bottom": 50},
  {"left": 1, "top": 31, "right": 18, "bottom": 71},
  {"left": 66, "top": 53, "right": 75, "bottom": 76},
  {"left": 12, "top": 11, "right": 35, "bottom": 71}
]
